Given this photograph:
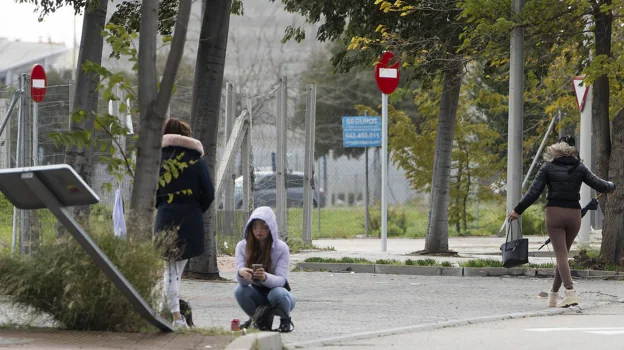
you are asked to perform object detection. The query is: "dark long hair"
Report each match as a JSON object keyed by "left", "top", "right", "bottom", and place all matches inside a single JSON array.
[
  {"left": 245, "top": 219, "right": 273, "bottom": 273},
  {"left": 163, "top": 118, "right": 191, "bottom": 136}
]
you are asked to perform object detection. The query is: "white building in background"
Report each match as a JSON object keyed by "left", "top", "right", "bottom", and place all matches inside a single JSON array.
[{"left": 0, "top": 37, "right": 72, "bottom": 86}]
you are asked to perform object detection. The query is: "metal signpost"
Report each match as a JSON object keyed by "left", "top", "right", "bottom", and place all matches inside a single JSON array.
[
  {"left": 0, "top": 165, "right": 174, "bottom": 332},
  {"left": 374, "top": 51, "right": 400, "bottom": 252},
  {"left": 573, "top": 76, "right": 592, "bottom": 245}
]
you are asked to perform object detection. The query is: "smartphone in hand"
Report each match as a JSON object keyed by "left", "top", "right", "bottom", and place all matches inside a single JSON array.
[{"left": 252, "top": 264, "right": 263, "bottom": 271}]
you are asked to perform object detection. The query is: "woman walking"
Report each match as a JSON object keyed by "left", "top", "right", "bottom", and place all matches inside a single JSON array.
[
  {"left": 508, "top": 137, "right": 615, "bottom": 308},
  {"left": 234, "top": 206, "right": 295, "bottom": 332},
  {"left": 155, "top": 118, "right": 214, "bottom": 327}
]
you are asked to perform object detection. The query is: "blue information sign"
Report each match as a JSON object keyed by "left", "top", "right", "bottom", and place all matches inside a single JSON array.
[{"left": 342, "top": 116, "right": 382, "bottom": 148}]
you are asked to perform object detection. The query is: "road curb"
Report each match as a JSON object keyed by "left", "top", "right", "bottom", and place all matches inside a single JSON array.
[
  {"left": 295, "top": 262, "right": 621, "bottom": 279},
  {"left": 284, "top": 300, "right": 614, "bottom": 349},
  {"left": 225, "top": 332, "right": 282, "bottom": 350}
]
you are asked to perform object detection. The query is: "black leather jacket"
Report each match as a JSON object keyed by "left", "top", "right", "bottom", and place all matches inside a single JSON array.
[{"left": 514, "top": 156, "right": 615, "bottom": 214}]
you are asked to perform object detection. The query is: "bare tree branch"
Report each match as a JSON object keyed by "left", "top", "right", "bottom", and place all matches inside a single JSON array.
[{"left": 157, "top": 0, "right": 192, "bottom": 113}]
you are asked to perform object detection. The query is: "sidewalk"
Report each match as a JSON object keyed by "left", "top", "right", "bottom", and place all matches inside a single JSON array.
[
  {"left": 0, "top": 329, "right": 235, "bottom": 349},
  {"left": 185, "top": 271, "right": 623, "bottom": 347}
]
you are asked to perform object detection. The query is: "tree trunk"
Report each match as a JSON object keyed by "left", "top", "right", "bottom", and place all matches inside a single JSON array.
[
  {"left": 592, "top": 3, "right": 612, "bottom": 211},
  {"left": 600, "top": 111, "right": 624, "bottom": 266},
  {"left": 423, "top": 60, "right": 463, "bottom": 254},
  {"left": 129, "top": 0, "right": 192, "bottom": 237},
  {"left": 63, "top": 0, "right": 108, "bottom": 221},
  {"left": 186, "top": 0, "right": 233, "bottom": 279}
]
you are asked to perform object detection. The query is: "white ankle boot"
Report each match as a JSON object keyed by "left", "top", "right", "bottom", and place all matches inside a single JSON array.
[
  {"left": 548, "top": 290, "right": 559, "bottom": 308},
  {"left": 557, "top": 289, "right": 578, "bottom": 308}
]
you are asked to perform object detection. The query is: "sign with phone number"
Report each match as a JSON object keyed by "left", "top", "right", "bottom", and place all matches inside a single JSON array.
[{"left": 342, "top": 116, "right": 382, "bottom": 148}]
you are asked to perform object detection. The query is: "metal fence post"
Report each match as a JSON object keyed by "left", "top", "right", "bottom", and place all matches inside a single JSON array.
[
  {"left": 223, "top": 83, "right": 235, "bottom": 237},
  {"left": 33, "top": 95, "right": 39, "bottom": 167},
  {"left": 14, "top": 73, "right": 26, "bottom": 254},
  {"left": 302, "top": 84, "right": 316, "bottom": 243},
  {"left": 364, "top": 110, "right": 370, "bottom": 238},
  {"left": 242, "top": 89, "right": 254, "bottom": 214},
  {"left": 276, "top": 77, "right": 288, "bottom": 240}
]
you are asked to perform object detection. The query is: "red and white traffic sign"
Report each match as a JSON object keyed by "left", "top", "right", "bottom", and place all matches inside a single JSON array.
[
  {"left": 375, "top": 51, "right": 400, "bottom": 95},
  {"left": 572, "top": 76, "right": 589, "bottom": 112},
  {"left": 30, "top": 64, "right": 47, "bottom": 103}
]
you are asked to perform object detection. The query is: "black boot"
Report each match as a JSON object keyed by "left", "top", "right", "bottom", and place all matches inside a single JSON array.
[
  {"left": 278, "top": 317, "right": 294, "bottom": 333},
  {"left": 240, "top": 318, "right": 252, "bottom": 329}
]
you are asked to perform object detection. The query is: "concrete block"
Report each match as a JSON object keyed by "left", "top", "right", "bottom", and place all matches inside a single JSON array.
[
  {"left": 508, "top": 268, "right": 535, "bottom": 277},
  {"left": 375, "top": 265, "right": 439, "bottom": 276},
  {"left": 535, "top": 268, "right": 555, "bottom": 278},
  {"left": 226, "top": 332, "right": 282, "bottom": 350},
  {"left": 463, "top": 267, "right": 507, "bottom": 277},
  {"left": 296, "top": 262, "right": 375, "bottom": 273},
  {"left": 588, "top": 270, "right": 618, "bottom": 277},
  {"left": 439, "top": 267, "right": 464, "bottom": 276},
  {"left": 571, "top": 269, "right": 590, "bottom": 277}
]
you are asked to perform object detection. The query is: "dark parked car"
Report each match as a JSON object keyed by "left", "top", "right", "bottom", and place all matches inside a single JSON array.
[{"left": 231, "top": 171, "right": 325, "bottom": 209}]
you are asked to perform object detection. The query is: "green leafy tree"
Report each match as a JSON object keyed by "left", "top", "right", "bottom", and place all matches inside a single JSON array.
[
  {"left": 461, "top": 0, "right": 624, "bottom": 265},
  {"left": 278, "top": 0, "right": 469, "bottom": 254},
  {"left": 386, "top": 72, "right": 503, "bottom": 236}
]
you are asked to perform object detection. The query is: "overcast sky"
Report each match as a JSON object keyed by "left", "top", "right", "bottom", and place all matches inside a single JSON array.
[{"left": 0, "top": 2, "right": 83, "bottom": 47}]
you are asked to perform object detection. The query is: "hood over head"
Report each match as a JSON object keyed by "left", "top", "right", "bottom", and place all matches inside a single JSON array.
[
  {"left": 543, "top": 141, "right": 578, "bottom": 162},
  {"left": 242, "top": 206, "right": 279, "bottom": 247},
  {"left": 162, "top": 134, "right": 204, "bottom": 156}
]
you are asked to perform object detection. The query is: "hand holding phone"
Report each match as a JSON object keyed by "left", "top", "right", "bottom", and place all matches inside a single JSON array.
[{"left": 252, "top": 264, "right": 266, "bottom": 281}]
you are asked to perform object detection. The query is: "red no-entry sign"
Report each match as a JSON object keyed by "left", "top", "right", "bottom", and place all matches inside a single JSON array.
[
  {"left": 375, "top": 51, "right": 400, "bottom": 95},
  {"left": 30, "top": 64, "right": 47, "bottom": 103}
]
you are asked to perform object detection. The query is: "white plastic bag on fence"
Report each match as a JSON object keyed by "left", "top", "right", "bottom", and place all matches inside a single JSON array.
[{"left": 113, "top": 188, "right": 127, "bottom": 239}]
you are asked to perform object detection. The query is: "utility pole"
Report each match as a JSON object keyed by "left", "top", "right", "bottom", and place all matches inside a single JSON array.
[{"left": 507, "top": 0, "right": 525, "bottom": 241}]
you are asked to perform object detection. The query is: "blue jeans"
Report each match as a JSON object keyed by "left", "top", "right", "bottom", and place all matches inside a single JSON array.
[{"left": 234, "top": 285, "right": 296, "bottom": 320}]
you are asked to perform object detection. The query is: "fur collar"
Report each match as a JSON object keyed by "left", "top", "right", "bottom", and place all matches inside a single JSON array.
[
  {"left": 543, "top": 142, "right": 578, "bottom": 162},
  {"left": 162, "top": 134, "right": 204, "bottom": 156}
]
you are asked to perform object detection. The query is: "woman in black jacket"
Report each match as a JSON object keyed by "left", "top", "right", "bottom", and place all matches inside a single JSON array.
[
  {"left": 155, "top": 118, "right": 214, "bottom": 328},
  {"left": 508, "top": 137, "right": 615, "bottom": 308}
]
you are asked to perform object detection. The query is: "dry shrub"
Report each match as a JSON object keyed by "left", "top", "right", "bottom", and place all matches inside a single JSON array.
[{"left": 0, "top": 225, "right": 169, "bottom": 332}]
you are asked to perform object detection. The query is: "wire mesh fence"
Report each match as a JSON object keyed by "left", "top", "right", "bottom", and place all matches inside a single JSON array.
[{"left": 0, "top": 73, "right": 510, "bottom": 256}]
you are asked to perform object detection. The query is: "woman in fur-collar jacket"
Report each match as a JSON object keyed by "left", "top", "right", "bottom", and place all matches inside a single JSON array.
[
  {"left": 508, "top": 136, "right": 615, "bottom": 308},
  {"left": 155, "top": 118, "right": 214, "bottom": 328}
]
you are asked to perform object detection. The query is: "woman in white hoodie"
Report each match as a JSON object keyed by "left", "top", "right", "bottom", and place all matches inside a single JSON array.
[{"left": 234, "top": 206, "right": 295, "bottom": 332}]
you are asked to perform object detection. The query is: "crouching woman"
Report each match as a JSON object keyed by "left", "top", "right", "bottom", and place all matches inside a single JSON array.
[{"left": 234, "top": 206, "right": 295, "bottom": 332}]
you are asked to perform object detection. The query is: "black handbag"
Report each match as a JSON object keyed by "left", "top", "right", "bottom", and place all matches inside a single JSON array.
[{"left": 500, "top": 222, "right": 529, "bottom": 268}]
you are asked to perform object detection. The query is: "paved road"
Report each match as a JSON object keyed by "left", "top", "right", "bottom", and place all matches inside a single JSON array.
[
  {"left": 184, "top": 271, "right": 623, "bottom": 346},
  {"left": 309, "top": 302, "right": 624, "bottom": 349}
]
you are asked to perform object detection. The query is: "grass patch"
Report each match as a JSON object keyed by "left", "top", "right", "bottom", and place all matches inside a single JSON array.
[
  {"left": 0, "top": 225, "right": 167, "bottom": 332},
  {"left": 570, "top": 249, "right": 621, "bottom": 271},
  {"left": 374, "top": 259, "right": 403, "bottom": 265},
  {"left": 176, "top": 326, "right": 242, "bottom": 336},
  {"left": 300, "top": 257, "right": 619, "bottom": 271},
  {"left": 286, "top": 200, "right": 516, "bottom": 239},
  {"left": 459, "top": 259, "right": 504, "bottom": 268},
  {"left": 405, "top": 258, "right": 438, "bottom": 266},
  {"left": 528, "top": 263, "right": 555, "bottom": 269},
  {"left": 303, "top": 257, "right": 373, "bottom": 264}
]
